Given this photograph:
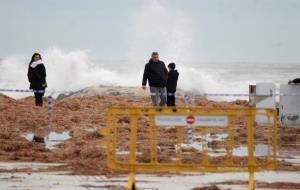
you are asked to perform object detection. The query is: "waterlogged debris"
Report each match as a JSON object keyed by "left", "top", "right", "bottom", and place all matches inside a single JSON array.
[
  {"left": 180, "top": 142, "right": 203, "bottom": 151},
  {"left": 178, "top": 138, "right": 269, "bottom": 157},
  {"left": 193, "top": 133, "right": 228, "bottom": 142},
  {"left": 116, "top": 150, "right": 143, "bottom": 156},
  {"left": 179, "top": 133, "right": 228, "bottom": 153},
  {"left": 23, "top": 131, "right": 71, "bottom": 149}
]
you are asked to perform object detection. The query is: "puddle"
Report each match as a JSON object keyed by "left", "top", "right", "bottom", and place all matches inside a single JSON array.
[
  {"left": 120, "top": 133, "right": 270, "bottom": 158},
  {"left": 232, "top": 146, "right": 248, "bottom": 156},
  {"left": 24, "top": 133, "right": 34, "bottom": 141},
  {"left": 23, "top": 131, "right": 71, "bottom": 149},
  {"left": 278, "top": 151, "right": 300, "bottom": 159},
  {"left": 178, "top": 133, "right": 270, "bottom": 157},
  {"left": 195, "top": 134, "right": 269, "bottom": 156},
  {"left": 254, "top": 144, "right": 269, "bottom": 156}
]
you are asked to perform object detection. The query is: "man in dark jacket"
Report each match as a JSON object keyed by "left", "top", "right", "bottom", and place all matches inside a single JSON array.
[
  {"left": 27, "top": 53, "right": 47, "bottom": 106},
  {"left": 167, "top": 63, "right": 179, "bottom": 107},
  {"left": 288, "top": 78, "right": 300, "bottom": 84},
  {"left": 142, "top": 52, "right": 168, "bottom": 107}
]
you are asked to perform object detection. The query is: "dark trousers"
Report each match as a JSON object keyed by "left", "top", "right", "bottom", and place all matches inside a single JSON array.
[
  {"left": 167, "top": 92, "right": 176, "bottom": 107},
  {"left": 34, "top": 92, "right": 44, "bottom": 106}
]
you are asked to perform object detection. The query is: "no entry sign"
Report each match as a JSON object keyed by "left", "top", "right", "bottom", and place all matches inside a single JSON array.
[
  {"left": 155, "top": 114, "right": 228, "bottom": 127},
  {"left": 186, "top": 115, "right": 196, "bottom": 125}
]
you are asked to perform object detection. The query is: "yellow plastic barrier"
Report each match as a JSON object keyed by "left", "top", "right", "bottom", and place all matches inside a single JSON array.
[{"left": 101, "top": 107, "right": 277, "bottom": 190}]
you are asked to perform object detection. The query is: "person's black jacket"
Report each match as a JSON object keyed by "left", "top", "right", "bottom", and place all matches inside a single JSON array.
[
  {"left": 167, "top": 70, "right": 179, "bottom": 92},
  {"left": 27, "top": 63, "right": 46, "bottom": 90},
  {"left": 142, "top": 59, "right": 168, "bottom": 87},
  {"left": 292, "top": 78, "right": 300, "bottom": 84}
]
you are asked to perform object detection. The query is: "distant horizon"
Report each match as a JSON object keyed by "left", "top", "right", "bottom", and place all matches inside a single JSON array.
[{"left": 1, "top": 57, "right": 300, "bottom": 64}]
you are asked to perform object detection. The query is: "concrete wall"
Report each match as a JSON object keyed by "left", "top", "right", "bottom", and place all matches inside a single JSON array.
[{"left": 280, "top": 84, "right": 300, "bottom": 128}]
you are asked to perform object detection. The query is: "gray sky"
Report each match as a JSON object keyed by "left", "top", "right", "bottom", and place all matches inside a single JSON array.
[{"left": 0, "top": 0, "right": 299, "bottom": 63}]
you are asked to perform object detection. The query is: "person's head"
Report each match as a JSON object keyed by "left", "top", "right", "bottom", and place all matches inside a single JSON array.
[
  {"left": 151, "top": 52, "right": 159, "bottom": 62},
  {"left": 30, "top": 53, "right": 42, "bottom": 63},
  {"left": 168, "top": 62, "right": 176, "bottom": 70}
]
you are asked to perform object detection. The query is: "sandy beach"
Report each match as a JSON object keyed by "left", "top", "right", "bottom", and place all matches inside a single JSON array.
[{"left": 0, "top": 86, "right": 299, "bottom": 189}]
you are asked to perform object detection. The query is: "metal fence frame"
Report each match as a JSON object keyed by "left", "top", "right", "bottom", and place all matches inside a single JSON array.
[{"left": 101, "top": 106, "right": 277, "bottom": 190}]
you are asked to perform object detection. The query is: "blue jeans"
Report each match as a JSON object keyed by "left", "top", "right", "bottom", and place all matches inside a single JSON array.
[{"left": 150, "top": 86, "right": 167, "bottom": 107}]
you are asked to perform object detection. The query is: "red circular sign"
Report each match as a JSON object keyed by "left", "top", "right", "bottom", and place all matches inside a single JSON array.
[{"left": 186, "top": 115, "right": 195, "bottom": 125}]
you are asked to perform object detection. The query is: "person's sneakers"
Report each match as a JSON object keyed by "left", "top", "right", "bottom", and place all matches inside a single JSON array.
[{"left": 33, "top": 135, "right": 45, "bottom": 143}]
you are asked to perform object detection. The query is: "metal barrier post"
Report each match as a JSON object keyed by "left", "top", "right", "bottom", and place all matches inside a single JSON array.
[
  {"left": 127, "top": 172, "right": 136, "bottom": 190},
  {"left": 273, "top": 111, "right": 278, "bottom": 169},
  {"left": 226, "top": 115, "right": 234, "bottom": 165},
  {"left": 247, "top": 111, "right": 255, "bottom": 190},
  {"left": 46, "top": 96, "right": 52, "bottom": 140},
  {"left": 128, "top": 108, "right": 138, "bottom": 189},
  {"left": 249, "top": 171, "right": 255, "bottom": 190},
  {"left": 149, "top": 115, "right": 158, "bottom": 164},
  {"left": 176, "top": 126, "right": 184, "bottom": 164}
]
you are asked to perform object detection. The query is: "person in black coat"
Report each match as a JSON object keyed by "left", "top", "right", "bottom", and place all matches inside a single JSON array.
[
  {"left": 167, "top": 63, "right": 179, "bottom": 107},
  {"left": 288, "top": 78, "right": 300, "bottom": 84},
  {"left": 142, "top": 52, "right": 168, "bottom": 107},
  {"left": 27, "top": 53, "right": 47, "bottom": 106}
]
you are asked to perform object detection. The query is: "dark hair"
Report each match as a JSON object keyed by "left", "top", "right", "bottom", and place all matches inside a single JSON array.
[
  {"left": 29, "top": 53, "right": 42, "bottom": 64},
  {"left": 168, "top": 62, "right": 176, "bottom": 70},
  {"left": 151, "top": 52, "right": 159, "bottom": 56}
]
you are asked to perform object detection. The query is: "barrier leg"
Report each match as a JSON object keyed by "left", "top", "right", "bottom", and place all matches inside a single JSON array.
[
  {"left": 246, "top": 114, "right": 255, "bottom": 190},
  {"left": 248, "top": 171, "right": 255, "bottom": 190},
  {"left": 127, "top": 172, "right": 136, "bottom": 190},
  {"left": 128, "top": 110, "right": 137, "bottom": 190}
]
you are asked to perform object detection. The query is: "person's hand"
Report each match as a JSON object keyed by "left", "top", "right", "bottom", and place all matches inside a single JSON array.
[
  {"left": 142, "top": 85, "right": 146, "bottom": 90},
  {"left": 42, "top": 83, "right": 47, "bottom": 88}
]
